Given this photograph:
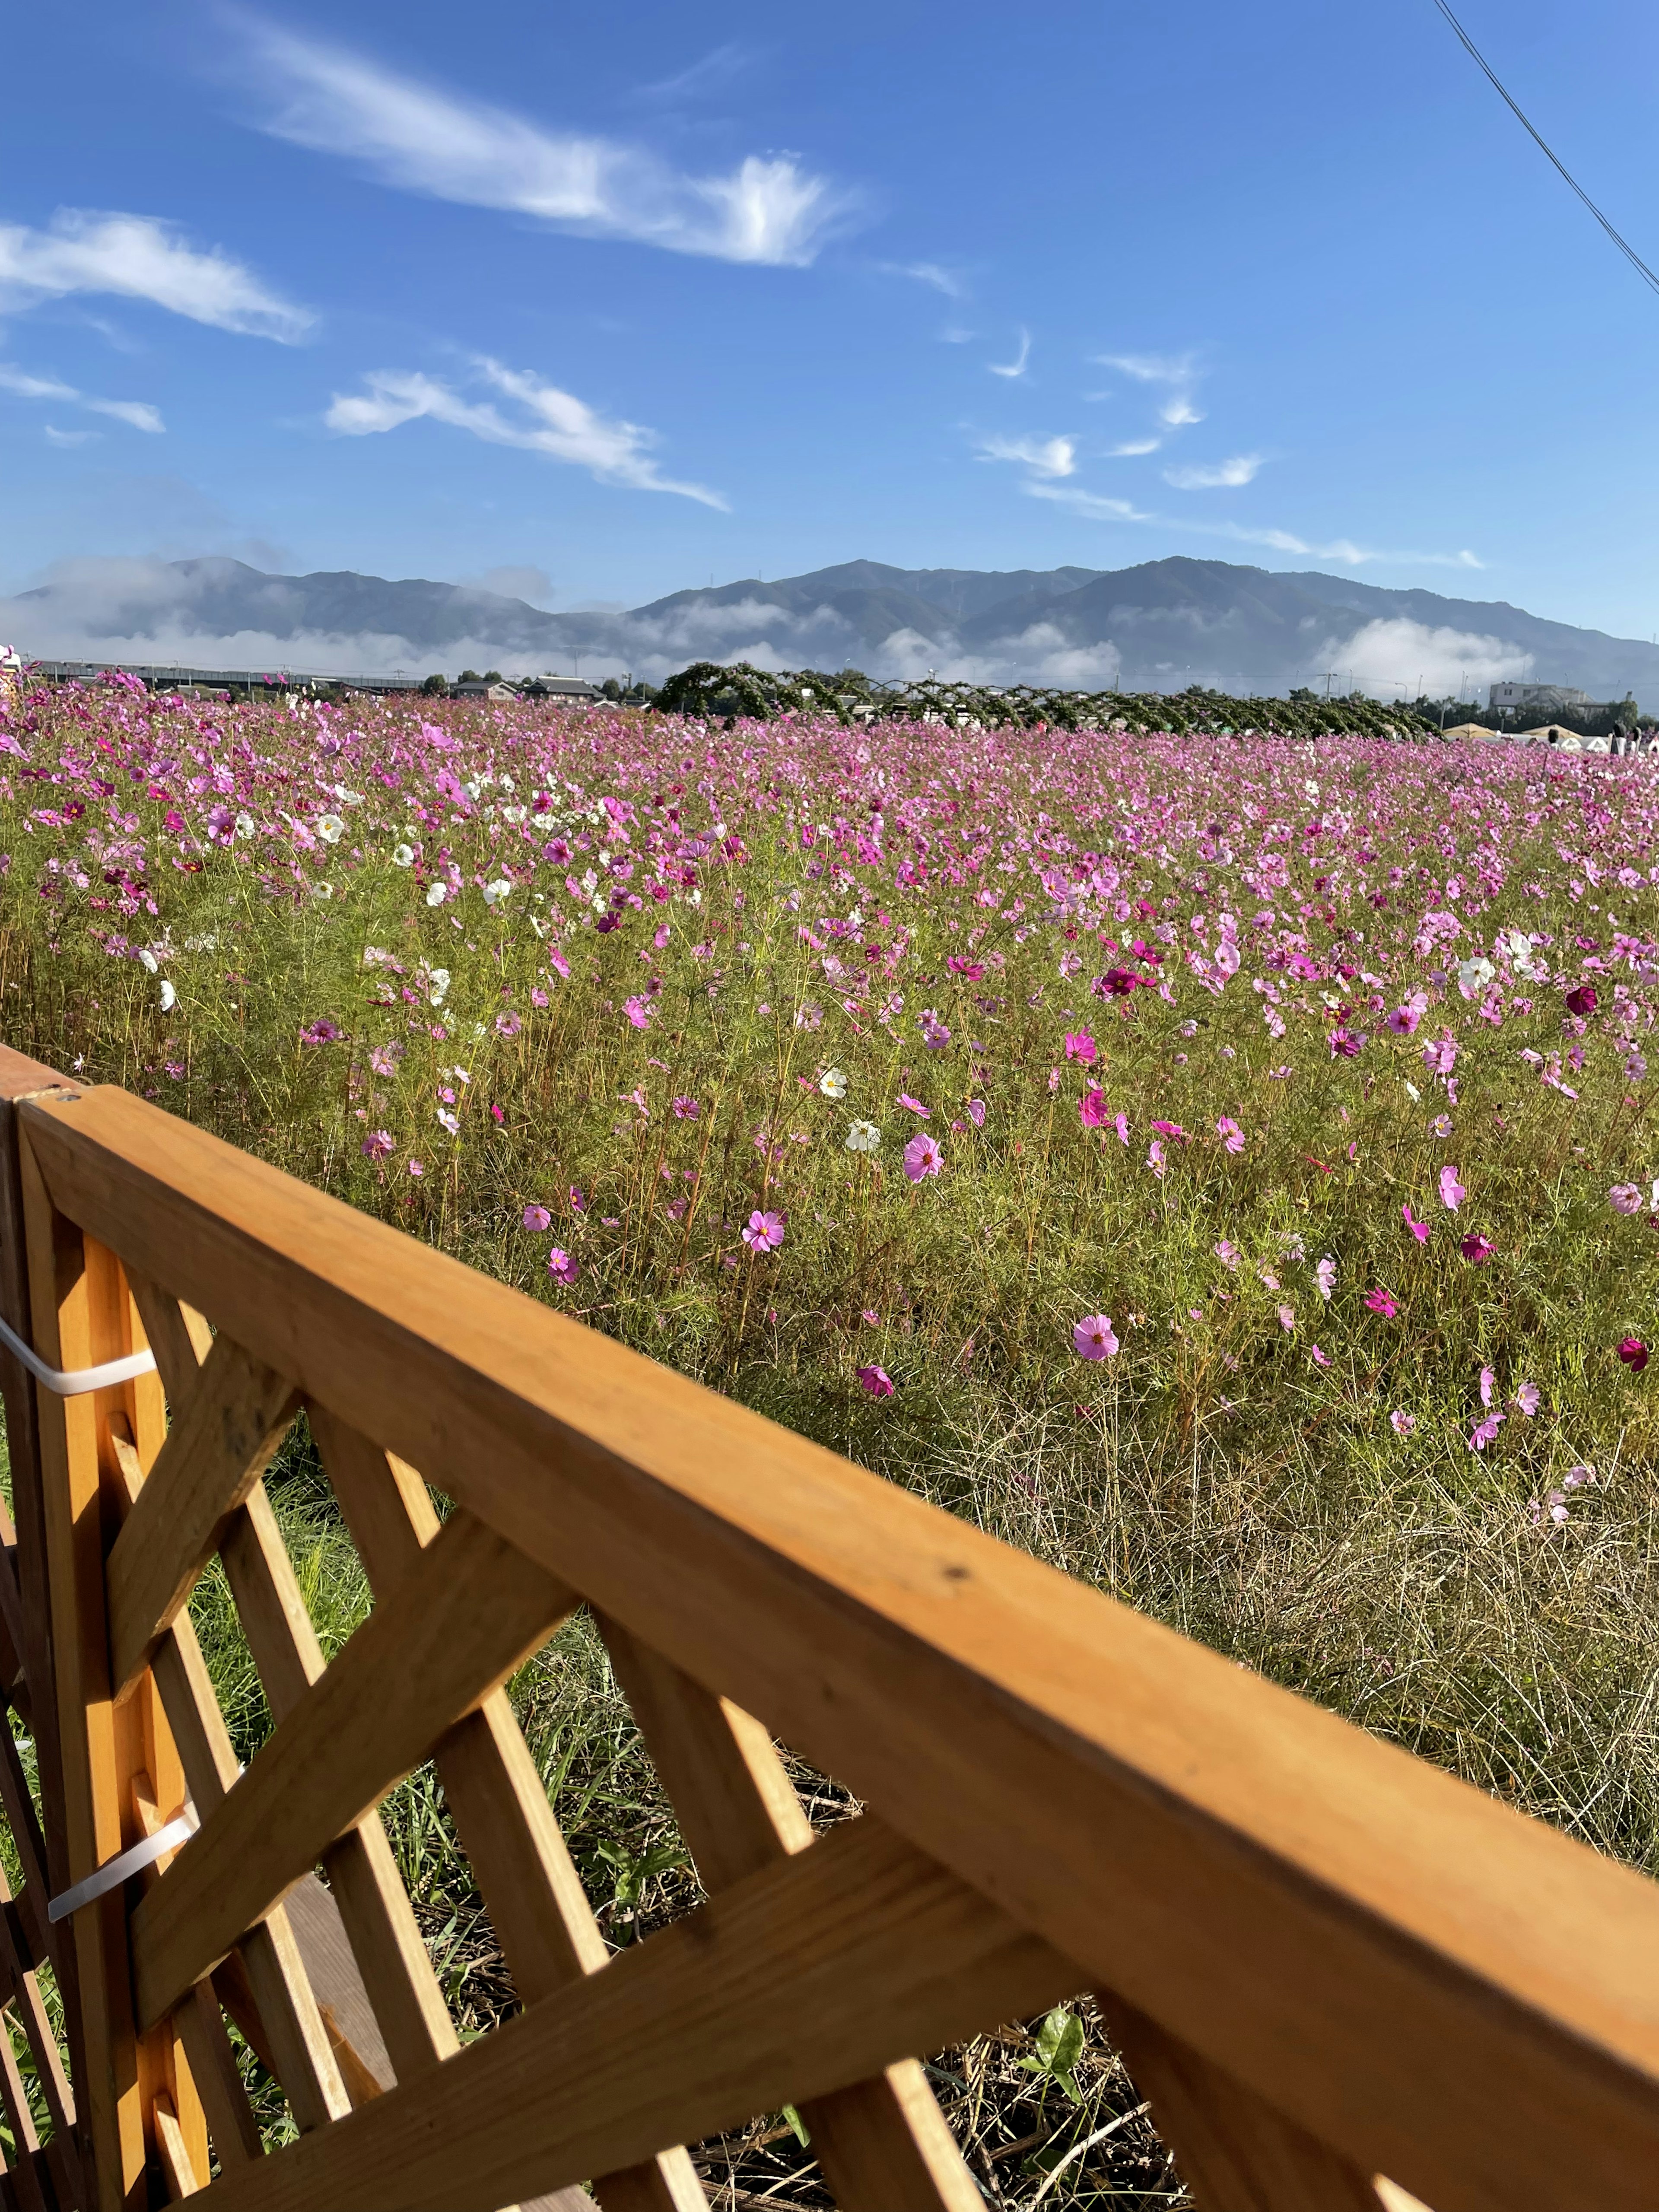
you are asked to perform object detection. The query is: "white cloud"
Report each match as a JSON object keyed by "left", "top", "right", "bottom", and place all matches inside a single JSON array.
[
  {"left": 0, "top": 361, "right": 164, "bottom": 433},
  {"left": 43, "top": 426, "right": 98, "bottom": 447},
  {"left": 988, "top": 328, "right": 1031, "bottom": 379},
  {"left": 325, "top": 359, "right": 726, "bottom": 506},
  {"left": 1027, "top": 483, "right": 1156, "bottom": 523},
  {"left": 975, "top": 432, "right": 1076, "bottom": 479},
  {"left": 882, "top": 261, "right": 967, "bottom": 299},
  {"left": 242, "top": 19, "right": 852, "bottom": 267},
  {"left": 1313, "top": 618, "right": 1532, "bottom": 696},
  {"left": 1163, "top": 453, "right": 1263, "bottom": 490},
  {"left": 1024, "top": 481, "right": 1480, "bottom": 568},
  {"left": 1094, "top": 350, "right": 1205, "bottom": 428},
  {"left": 0, "top": 211, "right": 311, "bottom": 340},
  {"left": 1158, "top": 395, "right": 1205, "bottom": 427},
  {"left": 1107, "top": 438, "right": 1160, "bottom": 457}
]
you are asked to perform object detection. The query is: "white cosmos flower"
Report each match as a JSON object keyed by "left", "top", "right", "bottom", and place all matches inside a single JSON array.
[
  {"left": 483, "top": 880, "right": 512, "bottom": 906},
  {"left": 158, "top": 980, "right": 177, "bottom": 1012},
  {"left": 845, "top": 1120, "right": 881, "bottom": 1152},
  {"left": 426, "top": 882, "right": 448, "bottom": 907},
  {"left": 138, "top": 948, "right": 159, "bottom": 974},
  {"left": 311, "top": 881, "right": 334, "bottom": 899},
  {"left": 819, "top": 1067, "right": 848, "bottom": 1099},
  {"left": 317, "top": 815, "right": 345, "bottom": 844},
  {"left": 235, "top": 811, "right": 255, "bottom": 839},
  {"left": 426, "top": 968, "right": 451, "bottom": 1007},
  {"left": 392, "top": 844, "right": 416, "bottom": 868}
]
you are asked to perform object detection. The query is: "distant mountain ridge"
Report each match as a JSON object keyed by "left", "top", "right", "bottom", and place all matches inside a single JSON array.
[{"left": 9, "top": 553, "right": 1659, "bottom": 702}]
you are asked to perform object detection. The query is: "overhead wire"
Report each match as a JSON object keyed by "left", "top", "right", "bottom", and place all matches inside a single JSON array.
[{"left": 1429, "top": 0, "right": 1659, "bottom": 299}]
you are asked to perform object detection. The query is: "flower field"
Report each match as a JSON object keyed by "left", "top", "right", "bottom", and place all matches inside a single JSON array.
[{"left": 5, "top": 674, "right": 1659, "bottom": 1893}]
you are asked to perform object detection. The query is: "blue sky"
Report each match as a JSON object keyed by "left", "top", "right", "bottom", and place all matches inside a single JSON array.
[{"left": 5, "top": 0, "right": 1659, "bottom": 633}]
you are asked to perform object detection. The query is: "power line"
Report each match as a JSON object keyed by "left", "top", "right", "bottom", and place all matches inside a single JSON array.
[{"left": 1430, "top": 0, "right": 1659, "bottom": 299}]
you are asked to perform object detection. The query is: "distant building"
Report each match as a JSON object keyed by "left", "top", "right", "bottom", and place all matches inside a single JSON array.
[
  {"left": 1489, "top": 682, "right": 1590, "bottom": 714},
  {"left": 518, "top": 676, "right": 600, "bottom": 700},
  {"left": 452, "top": 680, "right": 521, "bottom": 700}
]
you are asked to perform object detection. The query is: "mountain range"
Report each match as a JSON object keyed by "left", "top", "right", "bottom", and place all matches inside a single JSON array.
[{"left": 8, "top": 553, "right": 1659, "bottom": 704}]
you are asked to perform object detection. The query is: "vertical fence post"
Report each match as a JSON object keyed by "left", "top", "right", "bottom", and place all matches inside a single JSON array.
[{"left": 15, "top": 1101, "right": 207, "bottom": 2209}]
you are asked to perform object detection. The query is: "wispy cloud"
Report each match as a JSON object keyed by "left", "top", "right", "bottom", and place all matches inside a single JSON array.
[
  {"left": 239, "top": 17, "right": 853, "bottom": 267},
  {"left": 44, "top": 425, "right": 98, "bottom": 447},
  {"left": 1094, "top": 350, "right": 1205, "bottom": 427},
  {"left": 988, "top": 327, "right": 1031, "bottom": 379},
  {"left": 1026, "top": 481, "right": 1480, "bottom": 567},
  {"left": 1107, "top": 438, "right": 1161, "bottom": 457},
  {"left": 0, "top": 211, "right": 312, "bottom": 340},
  {"left": 882, "top": 260, "right": 968, "bottom": 299},
  {"left": 0, "top": 361, "right": 165, "bottom": 433},
  {"left": 326, "top": 359, "right": 726, "bottom": 506},
  {"left": 633, "top": 43, "right": 756, "bottom": 105},
  {"left": 1163, "top": 453, "right": 1263, "bottom": 490},
  {"left": 975, "top": 432, "right": 1075, "bottom": 479}
]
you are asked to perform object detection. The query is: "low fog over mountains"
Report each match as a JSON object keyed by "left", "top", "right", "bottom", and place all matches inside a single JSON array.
[{"left": 10, "top": 553, "right": 1659, "bottom": 702}]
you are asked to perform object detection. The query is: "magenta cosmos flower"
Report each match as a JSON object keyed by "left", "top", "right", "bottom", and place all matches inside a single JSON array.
[
  {"left": 856, "top": 1363, "right": 895, "bottom": 1397},
  {"left": 1065, "top": 1031, "right": 1097, "bottom": 1064},
  {"left": 1460, "top": 1233, "right": 1495, "bottom": 1265},
  {"left": 521, "top": 1203, "right": 552, "bottom": 1231},
  {"left": 1402, "top": 1203, "right": 1430, "bottom": 1243},
  {"left": 742, "top": 1209, "right": 785, "bottom": 1252},
  {"left": 1365, "top": 1287, "right": 1398, "bottom": 1317},
  {"left": 1079, "top": 1087, "right": 1108, "bottom": 1129},
  {"left": 1565, "top": 983, "right": 1598, "bottom": 1018},
  {"left": 361, "top": 1130, "right": 394, "bottom": 1162},
  {"left": 547, "top": 1248, "right": 578, "bottom": 1284},
  {"left": 1215, "top": 1116, "right": 1244, "bottom": 1154},
  {"left": 1072, "top": 1315, "right": 1119, "bottom": 1360},
  {"left": 1617, "top": 1337, "right": 1649, "bottom": 1372},
  {"left": 903, "top": 1132, "right": 944, "bottom": 1182}
]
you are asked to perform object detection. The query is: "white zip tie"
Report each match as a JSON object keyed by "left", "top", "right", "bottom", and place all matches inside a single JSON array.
[
  {"left": 0, "top": 1310, "right": 156, "bottom": 1398},
  {"left": 48, "top": 1805, "right": 198, "bottom": 1922}
]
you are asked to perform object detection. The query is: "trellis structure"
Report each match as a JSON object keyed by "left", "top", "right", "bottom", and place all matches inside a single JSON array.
[{"left": 2, "top": 1036, "right": 1659, "bottom": 2212}]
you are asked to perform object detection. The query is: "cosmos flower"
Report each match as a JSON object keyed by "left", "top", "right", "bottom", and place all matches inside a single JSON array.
[
  {"left": 547, "top": 1247, "right": 578, "bottom": 1284},
  {"left": 1564, "top": 983, "right": 1597, "bottom": 1017},
  {"left": 1617, "top": 1337, "right": 1649, "bottom": 1372},
  {"left": 1315, "top": 1255, "right": 1337, "bottom": 1300},
  {"left": 1610, "top": 1183, "right": 1644, "bottom": 1215},
  {"left": 1438, "top": 1166, "right": 1466, "bottom": 1211},
  {"left": 819, "top": 1067, "right": 848, "bottom": 1099},
  {"left": 845, "top": 1120, "right": 881, "bottom": 1152},
  {"left": 1065, "top": 1032, "right": 1097, "bottom": 1064},
  {"left": 856, "top": 1363, "right": 895, "bottom": 1396},
  {"left": 1079, "top": 1087, "right": 1109, "bottom": 1128},
  {"left": 1072, "top": 1314, "right": 1119, "bottom": 1360},
  {"left": 903, "top": 1132, "right": 944, "bottom": 1182},
  {"left": 1390, "top": 1410, "right": 1416, "bottom": 1436},
  {"left": 1514, "top": 1382, "right": 1540, "bottom": 1417},
  {"left": 742, "top": 1209, "right": 786, "bottom": 1252},
  {"left": 361, "top": 1131, "right": 394, "bottom": 1161},
  {"left": 1365, "top": 1287, "right": 1397, "bottom": 1317},
  {"left": 1215, "top": 1117, "right": 1244, "bottom": 1153},
  {"left": 1460, "top": 1234, "right": 1495, "bottom": 1264},
  {"left": 1214, "top": 1239, "right": 1240, "bottom": 1268},
  {"left": 522, "top": 1205, "right": 552, "bottom": 1231},
  {"left": 1402, "top": 1204, "right": 1430, "bottom": 1243}
]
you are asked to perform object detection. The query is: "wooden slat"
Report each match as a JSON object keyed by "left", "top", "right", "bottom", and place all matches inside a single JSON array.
[
  {"left": 601, "top": 1618, "right": 983, "bottom": 2212},
  {"left": 144, "top": 1810, "right": 1074, "bottom": 2212},
  {"left": 1101, "top": 1991, "right": 1386, "bottom": 2212},
  {"left": 310, "top": 1413, "right": 702, "bottom": 2212},
  {"left": 25, "top": 1081, "right": 1659, "bottom": 2212},
  {"left": 0, "top": 1861, "right": 76, "bottom": 2145},
  {"left": 104, "top": 1335, "right": 298, "bottom": 1699},
  {"left": 171, "top": 1984, "right": 263, "bottom": 2171},
  {"left": 130, "top": 1510, "right": 576, "bottom": 2028},
  {"left": 153, "top": 2094, "right": 203, "bottom": 2200}
]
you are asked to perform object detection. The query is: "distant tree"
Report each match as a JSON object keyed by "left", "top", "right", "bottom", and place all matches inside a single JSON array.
[
  {"left": 420, "top": 674, "right": 447, "bottom": 696},
  {"left": 458, "top": 669, "right": 481, "bottom": 684},
  {"left": 601, "top": 677, "right": 623, "bottom": 700},
  {"left": 482, "top": 670, "right": 503, "bottom": 684}
]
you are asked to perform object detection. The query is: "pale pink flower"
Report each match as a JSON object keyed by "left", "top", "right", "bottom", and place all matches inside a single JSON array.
[
  {"left": 742, "top": 1209, "right": 786, "bottom": 1252},
  {"left": 671, "top": 1096, "right": 699, "bottom": 1119},
  {"left": 407, "top": 1158, "right": 425, "bottom": 1177},
  {"left": 1278, "top": 1304, "right": 1296, "bottom": 1332},
  {"left": 547, "top": 1247, "right": 578, "bottom": 1284},
  {"left": 1114, "top": 1111, "right": 1130, "bottom": 1145},
  {"left": 1214, "top": 1239, "right": 1240, "bottom": 1268},
  {"left": 1147, "top": 1140, "right": 1166, "bottom": 1178},
  {"left": 897, "top": 1093, "right": 930, "bottom": 1117},
  {"left": 1470, "top": 1411, "right": 1504, "bottom": 1450},
  {"left": 967, "top": 1098, "right": 986, "bottom": 1127},
  {"left": 361, "top": 1130, "right": 394, "bottom": 1161},
  {"left": 522, "top": 1204, "right": 552, "bottom": 1232},
  {"left": 1072, "top": 1314, "right": 1119, "bottom": 1360},
  {"left": 1610, "top": 1182, "right": 1644, "bottom": 1215},
  {"left": 1390, "top": 1410, "right": 1416, "bottom": 1436},
  {"left": 1479, "top": 1365, "right": 1495, "bottom": 1407},
  {"left": 1515, "top": 1382, "right": 1541, "bottom": 1417},
  {"left": 1315, "top": 1255, "right": 1337, "bottom": 1300},
  {"left": 1438, "top": 1165, "right": 1465, "bottom": 1211},
  {"left": 1215, "top": 1116, "right": 1244, "bottom": 1153}
]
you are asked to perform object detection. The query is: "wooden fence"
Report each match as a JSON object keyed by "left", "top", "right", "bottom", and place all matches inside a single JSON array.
[{"left": 2, "top": 1037, "right": 1659, "bottom": 2212}]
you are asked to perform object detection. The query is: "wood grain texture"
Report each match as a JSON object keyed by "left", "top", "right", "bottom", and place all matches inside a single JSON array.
[
  {"left": 601, "top": 1620, "right": 982, "bottom": 2212},
  {"left": 140, "top": 1810, "right": 1073, "bottom": 2212},
  {"left": 172, "top": 1985, "right": 262, "bottom": 2170},
  {"left": 152, "top": 2095, "right": 202, "bottom": 2200},
  {"left": 1101, "top": 1993, "right": 1386, "bottom": 2212},
  {"left": 130, "top": 1507, "right": 576, "bottom": 2028},
  {"left": 25, "top": 1083, "right": 1659, "bottom": 2212},
  {"left": 104, "top": 1335, "right": 298, "bottom": 1699}
]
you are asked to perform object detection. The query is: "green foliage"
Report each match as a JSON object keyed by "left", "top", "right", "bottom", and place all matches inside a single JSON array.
[{"left": 1020, "top": 2007, "right": 1088, "bottom": 2103}]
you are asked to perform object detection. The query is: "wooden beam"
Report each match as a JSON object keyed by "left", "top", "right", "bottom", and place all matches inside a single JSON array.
[
  {"left": 137, "top": 1811, "right": 1074, "bottom": 2212},
  {"left": 104, "top": 1335, "right": 298, "bottom": 1699},
  {"left": 25, "top": 1082, "right": 1659, "bottom": 2212},
  {"left": 130, "top": 1509, "right": 576, "bottom": 2028}
]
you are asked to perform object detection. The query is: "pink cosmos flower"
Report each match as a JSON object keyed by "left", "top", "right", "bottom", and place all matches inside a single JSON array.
[
  {"left": 1311, "top": 1345, "right": 1332, "bottom": 1367},
  {"left": 522, "top": 1205, "right": 552, "bottom": 1231},
  {"left": 1386, "top": 1005, "right": 1422, "bottom": 1036},
  {"left": 361, "top": 1130, "right": 394, "bottom": 1161},
  {"left": 1079, "top": 1087, "right": 1108, "bottom": 1128},
  {"left": 547, "top": 1247, "right": 578, "bottom": 1284},
  {"left": 1214, "top": 1239, "right": 1240, "bottom": 1268},
  {"left": 1479, "top": 1365, "right": 1496, "bottom": 1407},
  {"left": 1564, "top": 983, "right": 1598, "bottom": 1017},
  {"left": 623, "top": 996, "right": 654, "bottom": 1029},
  {"left": 1365, "top": 1287, "right": 1397, "bottom": 1317},
  {"left": 1618, "top": 1336, "right": 1649, "bottom": 1372},
  {"left": 1073, "top": 1314, "right": 1120, "bottom": 1359},
  {"left": 1470, "top": 1411, "right": 1504, "bottom": 1451},
  {"left": 1215, "top": 1116, "right": 1244, "bottom": 1154},
  {"left": 1515, "top": 1382, "right": 1541, "bottom": 1417},
  {"left": 1402, "top": 1204, "right": 1431, "bottom": 1243},
  {"left": 407, "top": 1159, "right": 425, "bottom": 1178},
  {"left": 742, "top": 1209, "right": 786, "bottom": 1252},
  {"left": 1114, "top": 1112, "right": 1130, "bottom": 1145},
  {"left": 1147, "top": 1140, "right": 1166, "bottom": 1179},
  {"left": 856, "top": 1363, "right": 895, "bottom": 1397},
  {"left": 1065, "top": 1031, "right": 1097, "bottom": 1064},
  {"left": 1390, "top": 1410, "right": 1416, "bottom": 1436},
  {"left": 897, "top": 1093, "right": 930, "bottom": 1117},
  {"left": 1460, "top": 1234, "right": 1495, "bottom": 1264},
  {"left": 1315, "top": 1255, "right": 1337, "bottom": 1300},
  {"left": 495, "top": 1011, "right": 522, "bottom": 1038},
  {"left": 1278, "top": 1304, "right": 1296, "bottom": 1332},
  {"left": 1438, "top": 1165, "right": 1466, "bottom": 1211},
  {"left": 299, "top": 1018, "right": 342, "bottom": 1046},
  {"left": 1423, "top": 1035, "right": 1459, "bottom": 1076},
  {"left": 967, "top": 1098, "right": 986, "bottom": 1127},
  {"left": 369, "top": 1046, "right": 397, "bottom": 1077},
  {"left": 1150, "top": 1120, "right": 1188, "bottom": 1140},
  {"left": 1610, "top": 1183, "right": 1644, "bottom": 1215},
  {"left": 671, "top": 1096, "right": 700, "bottom": 1118},
  {"left": 903, "top": 1132, "right": 944, "bottom": 1182}
]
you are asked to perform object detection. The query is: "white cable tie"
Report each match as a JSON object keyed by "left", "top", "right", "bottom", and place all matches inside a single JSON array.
[
  {"left": 0, "top": 1310, "right": 156, "bottom": 1398},
  {"left": 48, "top": 1805, "right": 199, "bottom": 1923}
]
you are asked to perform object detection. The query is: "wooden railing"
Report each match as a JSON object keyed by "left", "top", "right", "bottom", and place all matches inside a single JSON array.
[{"left": 2, "top": 1040, "right": 1659, "bottom": 2212}]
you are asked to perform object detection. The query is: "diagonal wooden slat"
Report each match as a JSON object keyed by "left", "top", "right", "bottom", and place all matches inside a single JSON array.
[
  {"left": 601, "top": 1614, "right": 987, "bottom": 2212},
  {"left": 104, "top": 1332, "right": 299, "bottom": 1700},
  {"left": 143, "top": 1810, "right": 1075, "bottom": 2212},
  {"left": 171, "top": 1982, "right": 263, "bottom": 2171},
  {"left": 130, "top": 1510, "right": 578, "bottom": 2029},
  {"left": 1098, "top": 1990, "right": 1389, "bottom": 2212},
  {"left": 0, "top": 1860, "right": 76, "bottom": 2147},
  {"left": 310, "top": 1411, "right": 703, "bottom": 2212}
]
